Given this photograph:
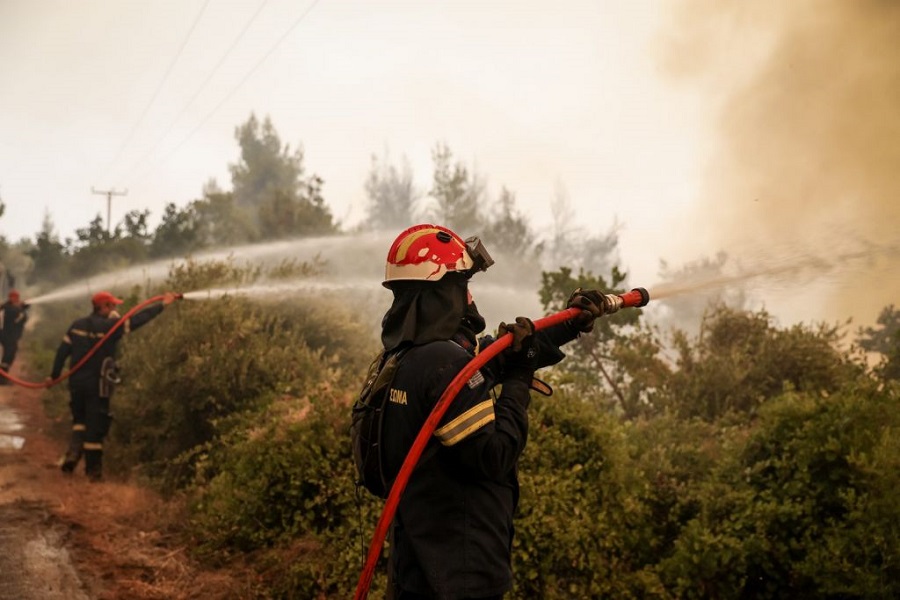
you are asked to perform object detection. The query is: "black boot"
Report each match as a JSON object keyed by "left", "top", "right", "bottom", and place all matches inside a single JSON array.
[
  {"left": 61, "top": 427, "right": 85, "bottom": 474},
  {"left": 84, "top": 448, "right": 103, "bottom": 482}
]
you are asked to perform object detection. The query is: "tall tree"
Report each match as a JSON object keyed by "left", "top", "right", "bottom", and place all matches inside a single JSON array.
[
  {"left": 28, "top": 211, "right": 68, "bottom": 284},
  {"left": 195, "top": 184, "right": 258, "bottom": 247},
  {"left": 121, "top": 209, "right": 151, "bottom": 242},
  {"left": 114, "top": 209, "right": 152, "bottom": 264},
  {"left": 363, "top": 150, "right": 419, "bottom": 230},
  {"left": 229, "top": 114, "right": 334, "bottom": 238},
  {"left": 70, "top": 213, "right": 143, "bottom": 276},
  {"left": 858, "top": 305, "right": 900, "bottom": 381},
  {"left": 231, "top": 114, "right": 302, "bottom": 210},
  {"left": 541, "top": 182, "right": 619, "bottom": 276},
  {"left": 482, "top": 186, "right": 534, "bottom": 256},
  {"left": 540, "top": 265, "right": 665, "bottom": 419},
  {"left": 428, "top": 142, "right": 484, "bottom": 234},
  {"left": 151, "top": 202, "right": 200, "bottom": 258},
  {"left": 74, "top": 214, "right": 113, "bottom": 248}
]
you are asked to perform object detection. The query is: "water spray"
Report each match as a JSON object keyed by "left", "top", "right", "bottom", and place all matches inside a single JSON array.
[
  {"left": 178, "top": 280, "right": 368, "bottom": 301},
  {"left": 353, "top": 288, "right": 650, "bottom": 600}
]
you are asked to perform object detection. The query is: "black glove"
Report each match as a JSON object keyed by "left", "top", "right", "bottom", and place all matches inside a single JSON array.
[
  {"left": 566, "top": 288, "right": 609, "bottom": 333},
  {"left": 497, "top": 317, "right": 538, "bottom": 383}
]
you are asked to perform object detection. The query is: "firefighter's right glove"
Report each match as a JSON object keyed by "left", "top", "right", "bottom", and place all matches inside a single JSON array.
[
  {"left": 162, "top": 291, "right": 179, "bottom": 306},
  {"left": 498, "top": 317, "right": 538, "bottom": 384},
  {"left": 566, "top": 288, "right": 609, "bottom": 333}
]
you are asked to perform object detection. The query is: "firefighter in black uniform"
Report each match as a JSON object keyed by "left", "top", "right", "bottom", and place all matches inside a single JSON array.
[
  {"left": 0, "top": 289, "right": 29, "bottom": 383},
  {"left": 377, "top": 224, "right": 609, "bottom": 600},
  {"left": 50, "top": 290, "right": 178, "bottom": 481}
]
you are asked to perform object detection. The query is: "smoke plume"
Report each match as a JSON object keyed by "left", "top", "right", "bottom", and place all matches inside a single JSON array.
[{"left": 661, "top": 0, "right": 900, "bottom": 328}]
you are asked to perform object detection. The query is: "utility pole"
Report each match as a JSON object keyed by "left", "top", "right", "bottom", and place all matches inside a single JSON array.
[{"left": 91, "top": 187, "right": 128, "bottom": 234}]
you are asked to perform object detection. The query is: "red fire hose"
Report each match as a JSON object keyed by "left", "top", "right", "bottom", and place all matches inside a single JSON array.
[
  {"left": 353, "top": 288, "right": 650, "bottom": 599},
  {"left": 0, "top": 294, "right": 181, "bottom": 389}
]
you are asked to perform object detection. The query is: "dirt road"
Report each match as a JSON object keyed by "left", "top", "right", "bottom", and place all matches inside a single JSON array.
[{"left": 0, "top": 372, "right": 249, "bottom": 600}]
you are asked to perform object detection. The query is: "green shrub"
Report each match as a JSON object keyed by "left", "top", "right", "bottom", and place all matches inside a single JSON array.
[
  {"left": 107, "top": 260, "right": 375, "bottom": 491},
  {"left": 665, "top": 307, "right": 859, "bottom": 421},
  {"left": 659, "top": 380, "right": 900, "bottom": 599},
  {"left": 514, "top": 392, "right": 664, "bottom": 599}
]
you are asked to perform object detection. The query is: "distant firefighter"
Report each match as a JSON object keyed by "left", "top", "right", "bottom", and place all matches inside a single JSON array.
[
  {"left": 0, "top": 289, "right": 30, "bottom": 383},
  {"left": 51, "top": 290, "right": 178, "bottom": 482}
]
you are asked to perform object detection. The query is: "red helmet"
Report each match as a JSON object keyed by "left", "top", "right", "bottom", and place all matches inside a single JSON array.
[
  {"left": 91, "top": 291, "right": 124, "bottom": 308},
  {"left": 8, "top": 289, "right": 19, "bottom": 301},
  {"left": 384, "top": 224, "right": 493, "bottom": 286}
]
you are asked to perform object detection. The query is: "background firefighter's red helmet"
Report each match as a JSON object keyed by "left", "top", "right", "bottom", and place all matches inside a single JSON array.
[
  {"left": 91, "top": 290, "right": 124, "bottom": 308},
  {"left": 384, "top": 224, "right": 486, "bottom": 286}
]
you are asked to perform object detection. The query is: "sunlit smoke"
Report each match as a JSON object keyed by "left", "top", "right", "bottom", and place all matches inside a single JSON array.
[{"left": 660, "top": 0, "right": 900, "bottom": 328}]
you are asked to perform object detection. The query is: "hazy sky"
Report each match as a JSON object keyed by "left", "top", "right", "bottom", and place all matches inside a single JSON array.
[
  {"left": 0, "top": 2, "right": 705, "bottom": 281},
  {"left": 1, "top": 1, "right": 897, "bottom": 329}
]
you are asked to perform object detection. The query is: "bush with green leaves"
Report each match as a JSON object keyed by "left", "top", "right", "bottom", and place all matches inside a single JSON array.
[
  {"left": 658, "top": 379, "right": 900, "bottom": 599},
  {"left": 28, "top": 250, "right": 900, "bottom": 598},
  {"left": 662, "top": 306, "right": 861, "bottom": 421},
  {"left": 186, "top": 392, "right": 388, "bottom": 598},
  {"left": 514, "top": 392, "right": 658, "bottom": 598},
  {"left": 107, "top": 260, "right": 375, "bottom": 491}
]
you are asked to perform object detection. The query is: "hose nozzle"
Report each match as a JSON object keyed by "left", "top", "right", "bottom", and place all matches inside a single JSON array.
[{"left": 602, "top": 287, "right": 650, "bottom": 314}]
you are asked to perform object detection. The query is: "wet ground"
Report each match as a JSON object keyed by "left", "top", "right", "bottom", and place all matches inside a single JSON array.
[
  {"left": 0, "top": 389, "right": 90, "bottom": 599},
  {"left": 0, "top": 367, "right": 249, "bottom": 600}
]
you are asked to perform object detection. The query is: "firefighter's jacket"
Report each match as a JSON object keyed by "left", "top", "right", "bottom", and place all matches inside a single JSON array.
[
  {"left": 381, "top": 323, "right": 578, "bottom": 599},
  {"left": 51, "top": 304, "right": 165, "bottom": 388},
  {"left": 0, "top": 301, "right": 28, "bottom": 341}
]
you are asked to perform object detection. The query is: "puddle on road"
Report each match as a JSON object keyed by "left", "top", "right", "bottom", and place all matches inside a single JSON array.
[
  {"left": 0, "top": 405, "right": 25, "bottom": 451},
  {"left": 0, "top": 503, "right": 91, "bottom": 600},
  {"left": 0, "top": 435, "right": 25, "bottom": 450}
]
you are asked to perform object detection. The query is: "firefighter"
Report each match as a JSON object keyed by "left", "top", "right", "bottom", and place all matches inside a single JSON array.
[
  {"left": 375, "top": 224, "right": 609, "bottom": 599},
  {"left": 0, "top": 289, "right": 29, "bottom": 383},
  {"left": 50, "top": 290, "right": 178, "bottom": 482}
]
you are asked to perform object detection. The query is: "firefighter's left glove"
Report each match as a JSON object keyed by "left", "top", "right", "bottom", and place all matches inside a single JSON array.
[
  {"left": 566, "top": 288, "right": 609, "bottom": 333},
  {"left": 498, "top": 317, "right": 538, "bottom": 384}
]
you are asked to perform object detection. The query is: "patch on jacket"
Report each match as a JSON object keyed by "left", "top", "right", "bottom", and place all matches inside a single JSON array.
[
  {"left": 466, "top": 370, "right": 485, "bottom": 389},
  {"left": 389, "top": 387, "right": 408, "bottom": 405}
]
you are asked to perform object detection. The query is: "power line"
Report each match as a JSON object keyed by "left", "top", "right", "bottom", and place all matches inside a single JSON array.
[
  {"left": 102, "top": 0, "right": 213, "bottom": 178},
  {"left": 127, "top": 0, "right": 322, "bottom": 188},
  {"left": 113, "top": 0, "right": 272, "bottom": 186},
  {"left": 91, "top": 187, "right": 128, "bottom": 234}
]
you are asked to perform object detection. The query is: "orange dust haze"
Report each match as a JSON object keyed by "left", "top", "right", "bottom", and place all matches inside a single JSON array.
[{"left": 659, "top": 0, "right": 900, "bottom": 328}]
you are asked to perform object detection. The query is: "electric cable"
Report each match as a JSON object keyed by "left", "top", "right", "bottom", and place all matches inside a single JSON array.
[
  {"left": 126, "top": 0, "right": 322, "bottom": 189},
  {"left": 102, "top": 0, "right": 213, "bottom": 179},
  {"left": 113, "top": 0, "right": 272, "bottom": 186}
]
